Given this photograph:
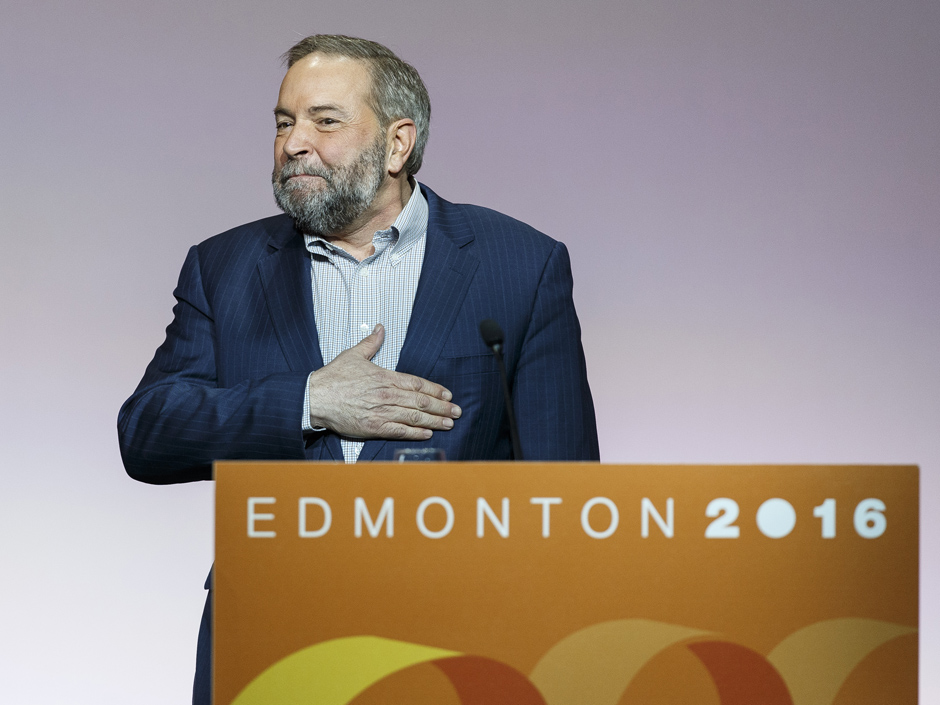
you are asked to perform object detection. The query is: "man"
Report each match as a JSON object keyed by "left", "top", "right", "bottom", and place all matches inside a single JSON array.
[{"left": 118, "top": 34, "right": 598, "bottom": 704}]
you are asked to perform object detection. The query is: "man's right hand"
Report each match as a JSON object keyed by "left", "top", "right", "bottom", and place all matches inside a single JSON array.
[{"left": 306, "top": 324, "right": 461, "bottom": 441}]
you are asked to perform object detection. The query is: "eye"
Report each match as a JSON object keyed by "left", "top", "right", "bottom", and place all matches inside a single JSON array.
[
  {"left": 275, "top": 120, "right": 292, "bottom": 131},
  {"left": 319, "top": 118, "right": 337, "bottom": 126}
]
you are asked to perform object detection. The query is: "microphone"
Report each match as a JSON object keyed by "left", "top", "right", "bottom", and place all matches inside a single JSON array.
[
  {"left": 479, "top": 318, "right": 504, "bottom": 352},
  {"left": 479, "top": 319, "right": 523, "bottom": 460}
]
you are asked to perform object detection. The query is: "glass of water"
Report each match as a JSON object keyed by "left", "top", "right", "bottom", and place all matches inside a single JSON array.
[{"left": 392, "top": 448, "right": 447, "bottom": 462}]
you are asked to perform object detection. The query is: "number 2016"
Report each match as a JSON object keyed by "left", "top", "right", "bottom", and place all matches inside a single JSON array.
[{"left": 704, "top": 498, "right": 886, "bottom": 539}]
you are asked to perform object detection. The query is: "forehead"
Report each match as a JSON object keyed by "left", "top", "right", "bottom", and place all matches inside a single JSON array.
[{"left": 277, "top": 53, "right": 374, "bottom": 113}]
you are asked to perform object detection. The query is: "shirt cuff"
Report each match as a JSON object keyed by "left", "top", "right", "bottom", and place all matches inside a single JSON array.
[{"left": 302, "top": 371, "right": 327, "bottom": 433}]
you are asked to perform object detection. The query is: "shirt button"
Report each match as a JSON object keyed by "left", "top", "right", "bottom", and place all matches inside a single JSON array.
[
  {"left": 360, "top": 323, "right": 372, "bottom": 335},
  {"left": 359, "top": 270, "right": 369, "bottom": 277}
]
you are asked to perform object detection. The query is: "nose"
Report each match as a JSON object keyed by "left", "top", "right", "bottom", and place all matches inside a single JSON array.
[{"left": 281, "top": 122, "right": 314, "bottom": 159}]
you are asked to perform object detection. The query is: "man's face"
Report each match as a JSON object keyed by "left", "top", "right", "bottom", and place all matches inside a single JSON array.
[{"left": 272, "top": 54, "right": 388, "bottom": 235}]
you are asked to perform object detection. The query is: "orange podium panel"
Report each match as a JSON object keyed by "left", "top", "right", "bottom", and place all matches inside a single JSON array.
[{"left": 214, "top": 463, "right": 918, "bottom": 705}]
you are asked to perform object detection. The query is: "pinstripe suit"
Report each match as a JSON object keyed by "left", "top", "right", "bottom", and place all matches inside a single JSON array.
[
  {"left": 118, "top": 184, "right": 598, "bottom": 479},
  {"left": 118, "top": 184, "right": 598, "bottom": 703}
]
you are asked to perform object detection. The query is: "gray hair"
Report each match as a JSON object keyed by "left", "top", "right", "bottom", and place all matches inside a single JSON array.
[{"left": 283, "top": 35, "right": 431, "bottom": 176}]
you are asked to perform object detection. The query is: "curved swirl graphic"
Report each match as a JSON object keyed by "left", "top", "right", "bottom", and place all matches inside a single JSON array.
[
  {"left": 230, "top": 636, "right": 544, "bottom": 705},
  {"left": 688, "top": 641, "right": 793, "bottom": 705},
  {"left": 528, "top": 619, "right": 709, "bottom": 705},
  {"left": 767, "top": 618, "right": 917, "bottom": 705},
  {"left": 231, "top": 636, "right": 457, "bottom": 705},
  {"left": 434, "top": 655, "right": 547, "bottom": 704},
  {"left": 229, "top": 618, "right": 915, "bottom": 705}
]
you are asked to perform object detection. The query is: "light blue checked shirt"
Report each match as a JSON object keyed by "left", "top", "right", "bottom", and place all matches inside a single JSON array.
[{"left": 301, "top": 184, "right": 429, "bottom": 462}]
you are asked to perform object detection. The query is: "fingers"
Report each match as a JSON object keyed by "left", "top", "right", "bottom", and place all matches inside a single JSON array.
[
  {"left": 406, "top": 388, "right": 461, "bottom": 422},
  {"left": 367, "top": 422, "right": 435, "bottom": 442},
  {"left": 363, "top": 382, "right": 460, "bottom": 427},
  {"left": 384, "top": 376, "right": 461, "bottom": 424},
  {"left": 394, "top": 370, "right": 455, "bottom": 403},
  {"left": 363, "top": 405, "right": 455, "bottom": 437},
  {"left": 347, "top": 339, "right": 459, "bottom": 415}
]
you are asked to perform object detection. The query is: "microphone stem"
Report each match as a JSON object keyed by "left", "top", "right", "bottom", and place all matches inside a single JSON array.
[{"left": 492, "top": 345, "right": 524, "bottom": 461}]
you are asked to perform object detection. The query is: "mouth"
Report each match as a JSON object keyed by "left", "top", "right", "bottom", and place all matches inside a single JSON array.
[
  {"left": 281, "top": 171, "right": 329, "bottom": 187},
  {"left": 279, "top": 174, "right": 327, "bottom": 189}
]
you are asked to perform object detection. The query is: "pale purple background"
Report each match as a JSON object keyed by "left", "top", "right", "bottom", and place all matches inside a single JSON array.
[{"left": 2, "top": 0, "right": 937, "bottom": 701}]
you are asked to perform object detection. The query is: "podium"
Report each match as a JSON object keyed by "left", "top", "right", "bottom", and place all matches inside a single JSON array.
[{"left": 214, "top": 463, "right": 918, "bottom": 704}]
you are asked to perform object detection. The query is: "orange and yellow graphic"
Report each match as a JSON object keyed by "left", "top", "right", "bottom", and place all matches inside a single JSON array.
[{"left": 230, "top": 618, "right": 915, "bottom": 705}]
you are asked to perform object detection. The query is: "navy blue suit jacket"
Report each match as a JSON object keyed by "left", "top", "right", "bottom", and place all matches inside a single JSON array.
[{"left": 118, "top": 185, "right": 598, "bottom": 482}]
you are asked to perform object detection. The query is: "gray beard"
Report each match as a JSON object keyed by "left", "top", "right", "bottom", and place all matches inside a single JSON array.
[{"left": 272, "top": 138, "right": 387, "bottom": 236}]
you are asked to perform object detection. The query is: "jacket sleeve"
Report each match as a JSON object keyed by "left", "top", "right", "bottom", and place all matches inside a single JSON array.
[
  {"left": 117, "top": 245, "right": 310, "bottom": 484},
  {"left": 512, "top": 241, "right": 600, "bottom": 461}
]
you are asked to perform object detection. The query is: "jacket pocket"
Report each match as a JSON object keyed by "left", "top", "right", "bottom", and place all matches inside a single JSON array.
[{"left": 431, "top": 353, "right": 499, "bottom": 378}]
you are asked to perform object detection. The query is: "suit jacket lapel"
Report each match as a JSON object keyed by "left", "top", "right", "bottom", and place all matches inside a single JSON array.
[
  {"left": 257, "top": 224, "right": 344, "bottom": 461},
  {"left": 257, "top": 228, "right": 323, "bottom": 372},
  {"left": 358, "top": 187, "right": 480, "bottom": 462}
]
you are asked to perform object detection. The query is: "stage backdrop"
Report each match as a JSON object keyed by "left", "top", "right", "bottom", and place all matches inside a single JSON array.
[{"left": 1, "top": 0, "right": 938, "bottom": 702}]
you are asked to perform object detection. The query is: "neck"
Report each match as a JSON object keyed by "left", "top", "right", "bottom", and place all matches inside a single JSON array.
[{"left": 324, "top": 175, "right": 413, "bottom": 261}]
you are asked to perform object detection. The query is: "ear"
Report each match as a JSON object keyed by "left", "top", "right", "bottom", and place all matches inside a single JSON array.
[{"left": 386, "top": 119, "right": 417, "bottom": 176}]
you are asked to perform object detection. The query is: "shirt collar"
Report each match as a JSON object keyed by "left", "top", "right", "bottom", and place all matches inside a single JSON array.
[
  {"left": 303, "top": 181, "right": 428, "bottom": 261},
  {"left": 389, "top": 180, "right": 428, "bottom": 260}
]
